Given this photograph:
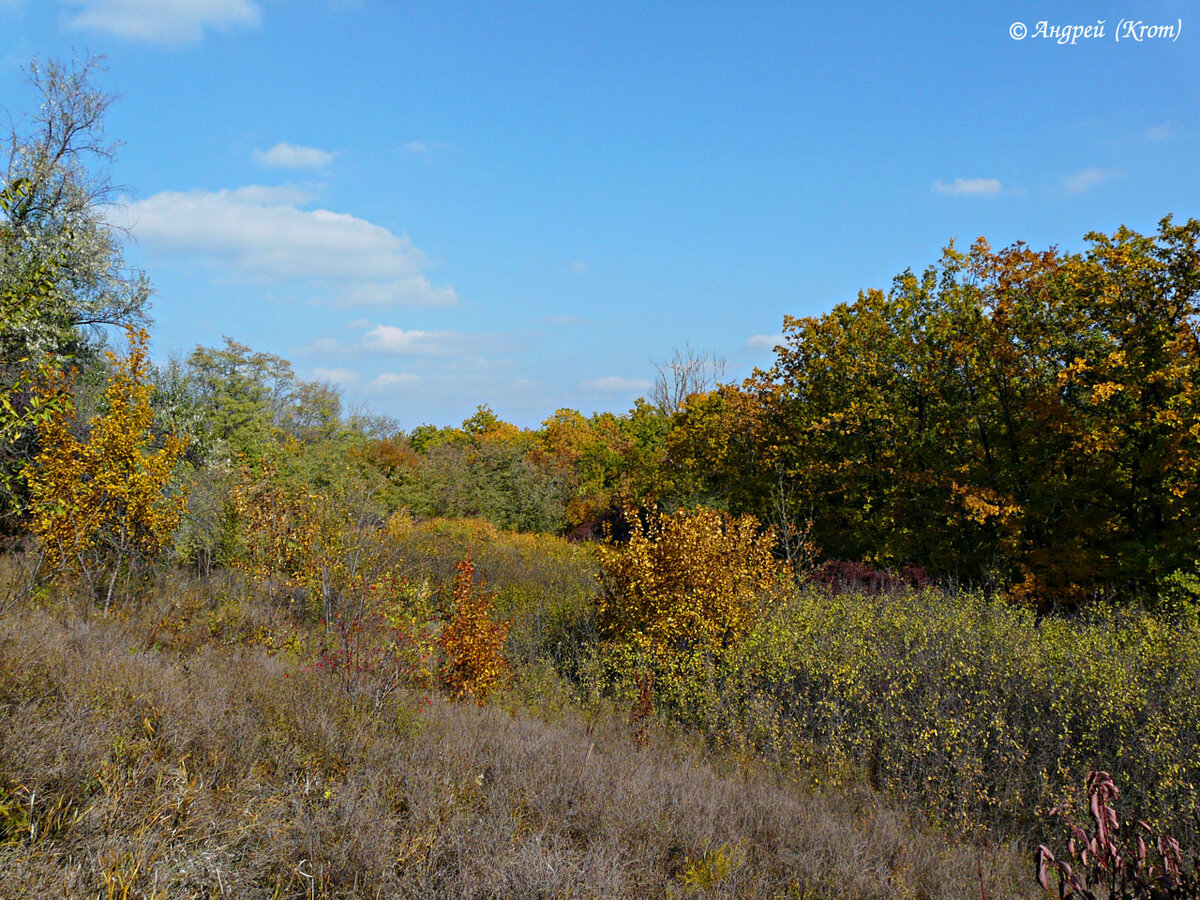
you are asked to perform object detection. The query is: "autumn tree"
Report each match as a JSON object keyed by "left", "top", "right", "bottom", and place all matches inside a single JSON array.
[
  {"left": 2, "top": 57, "right": 149, "bottom": 526},
  {"left": 743, "top": 217, "right": 1200, "bottom": 606},
  {"left": 439, "top": 556, "right": 510, "bottom": 702},
  {"left": 1045, "top": 219, "right": 1200, "bottom": 597},
  {"left": 533, "top": 408, "right": 633, "bottom": 532},
  {"left": 23, "top": 328, "right": 188, "bottom": 611}
]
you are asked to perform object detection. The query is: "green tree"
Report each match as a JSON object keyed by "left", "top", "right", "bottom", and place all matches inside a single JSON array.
[
  {"left": 1, "top": 57, "right": 150, "bottom": 526},
  {"left": 747, "top": 218, "right": 1200, "bottom": 605},
  {"left": 1, "top": 56, "right": 149, "bottom": 357}
]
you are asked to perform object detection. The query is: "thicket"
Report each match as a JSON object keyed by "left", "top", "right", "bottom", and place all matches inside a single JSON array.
[
  {"left": 721, "top": 587, "right": 1200, "bottom": 844},
  {"left": 573, "top": 511, "right": 1200, "bottom": 848}
]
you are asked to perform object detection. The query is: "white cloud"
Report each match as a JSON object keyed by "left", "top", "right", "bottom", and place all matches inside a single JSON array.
[
  {"left": 361, "top": 325, "right": 454, "bottom": 354},
  {"left": 307, "top": 337, "right": 342, "bottom": 354},
  {"left": 932, "top": 177, "right": 1002, "bottom": 197},
  {"left": 1064, "top": 167, "right": 1116, "bottom": 194},
  {"left": 254, "top": 142, "right": 335, "bottom": 169},
  {"left": 61, "top": 0, "right": 261, "bottom": 45},
  {"left": 303, "top": 323, "right": 502, "bottom": 361},
  {"left": 745, "top": 333, "right": 783, "bottom": 351},
  {"left": 583, "top": 376, "right": 653, "bottom": 393},
  {"left": 1146, "top": 123, "right": 1174, "bottom": 142},
  {"left": 402, "top": 141, "right": 448, "bottom": 155},
  {"left": 568, "top": 260, "right": 588, "bottom": 274},
  {"left": 115, "top": 185, "right": 457, "bottom": 307},
  {"left": 226, "top": 184, "right": 316, "bottom": 206},
  {"left": 369, "top": 372, "right": 420, "bottom": 390},
  {"left": 311, "top": 367, "right": 358, "bottom": 385}
]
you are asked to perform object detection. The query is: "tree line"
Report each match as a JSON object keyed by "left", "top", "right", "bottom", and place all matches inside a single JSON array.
[{"left": 4, "top": 58, "right": 1200, "bottom": 609}]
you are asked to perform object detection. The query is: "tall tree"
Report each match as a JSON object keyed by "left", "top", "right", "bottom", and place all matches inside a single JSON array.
[
  {"left": 741, "top": 219, "right": 1200, "bottom": 605},
  {"left": 1, "top": 56, "right": 149, "bottom": 358},
  {"left": 1, "top": 57, "right": 150, "bottom": 526}
]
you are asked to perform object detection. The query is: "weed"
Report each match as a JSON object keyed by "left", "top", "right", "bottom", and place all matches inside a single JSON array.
[{"left": 1037, "top": 771, "right": 1200, "bottom": 899}]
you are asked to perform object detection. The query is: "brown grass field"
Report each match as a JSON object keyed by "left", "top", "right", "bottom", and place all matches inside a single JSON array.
[{"left": 0, "top": 570, "right": 1038, "bottom": 899}]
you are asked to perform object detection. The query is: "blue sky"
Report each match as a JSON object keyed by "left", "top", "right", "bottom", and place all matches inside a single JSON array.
[{"left": 1, "top": 1, "right": 1196, "bottom": 429}]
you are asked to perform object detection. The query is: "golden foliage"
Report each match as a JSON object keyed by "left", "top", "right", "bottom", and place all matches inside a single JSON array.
[
  {"left": 743, "top": 218, "right": 1200, "bottom": 605},
  {"left": 229, "top": 458, "right": 344, "bottom": 617},
  {"left": 23, "top": 328, "right": 187, "bottom": 609},
  {"left": 438, "top": 556, "right": 510, "bottom": 702},
  {"left": 597, "top": 505, "right": 786, "bottom": 660}
]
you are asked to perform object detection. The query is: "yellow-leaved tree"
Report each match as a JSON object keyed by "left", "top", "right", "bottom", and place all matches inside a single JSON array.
[{"left": 23, "top": 327, "right": 188, "bottom": 612}]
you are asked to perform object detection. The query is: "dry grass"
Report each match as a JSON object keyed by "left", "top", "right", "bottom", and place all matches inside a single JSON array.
[{"left": 0, "top": 580, "right": 1037, "bottom": 899}]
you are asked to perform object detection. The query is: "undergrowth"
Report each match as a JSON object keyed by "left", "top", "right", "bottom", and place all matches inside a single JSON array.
[{"left": 0, "top": 560, "right": 1036, "bottom": 899}]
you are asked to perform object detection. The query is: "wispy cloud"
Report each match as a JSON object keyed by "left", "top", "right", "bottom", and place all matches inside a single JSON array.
[
  {"left": 1064, "top": 167, "right": 1116, "bottom": 194},
  {"left": 60, "top": 0, "right": 262, "bottom": 45},
  {"left": 361, "top": 325, "right": 455, "bottom": 354},
  {"left": 254, "top": 142, "right": 335, "bottom": 169},
  {"left": 568, "top": 260, "right": 588, "bottom": 274},
  {"left": 311, "top": 367, "right": 359, "bottom": 385},
  {"left": 1146, "top": 123, "right": 1174, "bottom": 142},
  {"left": 932, "top": 177, "right": 1002, "bottom": 197},
  {"left": 302, "top": 323, "right": 515, "bottom": 366},
  {"left": 114, "top": 185, "right": 457, "bottom": 307},
  {"left": 402, "top": 141, "right": 448, "bottom": 155},
  {"left": 583, "top": 376, "right": 652, "bottom": 393},
  {"left": 745, "top": 333, "right": 782, "bottom": 352},
  {"left": 368, "top": 371, "right": 420, "bottom": 390}
]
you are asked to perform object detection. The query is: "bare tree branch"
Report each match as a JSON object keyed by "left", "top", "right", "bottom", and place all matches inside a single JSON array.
[{"left": 652, "top": 344, "right": 727, "bottom": 415}]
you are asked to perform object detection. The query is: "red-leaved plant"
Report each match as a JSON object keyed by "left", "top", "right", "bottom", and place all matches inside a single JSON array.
[
  {"left": 309, "top": 574, "right": 435, "bottom": 715},
  {"left": 1036, "top": 771, "right": 1198, "bottom": 899}
]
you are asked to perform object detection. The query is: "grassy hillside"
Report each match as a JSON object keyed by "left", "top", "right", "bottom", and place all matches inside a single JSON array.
[{"left": 0, "top": 574, "right": 1037, "bottom": 899}]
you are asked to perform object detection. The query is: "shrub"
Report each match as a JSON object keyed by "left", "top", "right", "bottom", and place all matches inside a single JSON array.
[
  {"left": 439, "top": 556, "right": 510, "bottom": 702},
  {"left": 310, "top": 573, "right": 437, "bottom": 717},
  {"left": 229, "top": 458, "right": 339, "bottom": 617},
  {"left": 596, "top": 505, "right": 787, "bottom": 661}
]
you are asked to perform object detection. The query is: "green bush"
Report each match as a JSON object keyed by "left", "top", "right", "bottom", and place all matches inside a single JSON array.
[{"left": 714, "top": 587, "right": 1200, "bottom": 841}]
